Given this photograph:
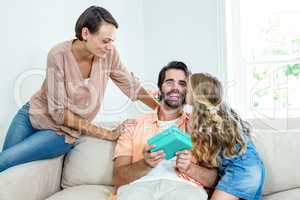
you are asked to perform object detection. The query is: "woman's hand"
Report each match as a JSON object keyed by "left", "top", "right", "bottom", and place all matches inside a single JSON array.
[
  {"left": 114, "top": 119, "right": 137, "bottom": 133},
  {"left": 137, "top": 87, "right": 160, "bottom": 110},
  {"left": 176, "top": 150, "right": 193, "bottom": 173},
  {"left": 105, "top": 129, "right": 121, "bottom": 141},
  {"left": 102, "top": 119, "right": 137, "bottom": 141}
]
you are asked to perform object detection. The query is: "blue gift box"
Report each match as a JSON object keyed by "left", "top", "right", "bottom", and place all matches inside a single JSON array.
[{"left": 147, "top": 125, "right": 193, "bottom": 160}]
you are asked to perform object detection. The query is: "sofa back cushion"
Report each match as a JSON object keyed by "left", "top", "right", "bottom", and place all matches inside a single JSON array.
[
  {"left": 254, "top": 131, "right": 300, "bottom": 195},
  {"left": 61, "top": 120, "right": 300, "bottom": 195},
  {"left": 61, "top": 136, "right": 115, "bottom": 188}
]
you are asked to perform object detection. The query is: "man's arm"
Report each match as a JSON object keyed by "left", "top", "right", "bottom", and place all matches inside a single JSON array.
[
  {"left": 113, "top": 145, "right": 165, "bottom": 188},
  {"left": 113, "top": 156, "right": 152, "bottom": 188}
]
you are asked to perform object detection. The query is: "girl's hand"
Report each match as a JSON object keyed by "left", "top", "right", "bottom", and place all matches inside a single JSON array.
[
  {"left": 185, "top": 81, "right": 193, "bottom": 105},
  {"left": 176, "top": 150, "right": 193, "bottom": 173}
]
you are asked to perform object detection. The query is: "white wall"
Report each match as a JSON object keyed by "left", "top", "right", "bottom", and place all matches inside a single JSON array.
[
  {"left": 0, "top": 0, "right": 146, "bottom": 147},
  {"left": 0, "top": 0, "right": 220, "bottom": 148},
  {"left": 143, "top": 0, "right": 219, "bottom": 83}
]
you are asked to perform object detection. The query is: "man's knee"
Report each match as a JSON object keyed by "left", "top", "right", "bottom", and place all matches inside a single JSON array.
[{"left": 161, "top": 185, "right": 208, "bottom": 200}]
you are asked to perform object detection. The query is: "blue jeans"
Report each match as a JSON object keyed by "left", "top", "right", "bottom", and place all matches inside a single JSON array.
[
  {"left": 0, "top": 103, "right": 74, "bottom": 172},
  {"left": 216, "top": 140, "right": 265, "bottom": 200}
]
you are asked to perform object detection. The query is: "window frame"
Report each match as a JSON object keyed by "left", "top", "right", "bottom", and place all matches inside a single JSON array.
[{"left": 217, "top": 0, "right": 300, "bottom": 131}]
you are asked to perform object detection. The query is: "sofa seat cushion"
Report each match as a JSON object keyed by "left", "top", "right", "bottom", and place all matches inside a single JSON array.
[
  {"left": 62, "top": 136, "right": 116, "bottom": 188},
  {"left": 46, "top": 185, "right": 114, "bottom": 200},
  {"left": 254, "top": 131, "right": 300, "bottom": 195},
  {"left": 0, "top": 156, "right": 63, "bottom": 200},
  {"left": 263, "top": 188, "right": 300, "bottom": 200}
]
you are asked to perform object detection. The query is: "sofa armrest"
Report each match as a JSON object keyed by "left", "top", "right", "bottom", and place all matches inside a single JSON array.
[{"left": 0, "top": 156, "right": 64, "bottom": 200}]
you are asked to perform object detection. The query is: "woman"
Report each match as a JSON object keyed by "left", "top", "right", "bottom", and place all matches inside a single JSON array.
[{"left": 0, "top": 6, "right": 159, "bottom": 172}]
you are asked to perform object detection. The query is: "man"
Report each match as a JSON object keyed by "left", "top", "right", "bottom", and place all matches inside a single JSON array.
[{"left": 113, "top": 61, "right": 217, "bottom": 200}]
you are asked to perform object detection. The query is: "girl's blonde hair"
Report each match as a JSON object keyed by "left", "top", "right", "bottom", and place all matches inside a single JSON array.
[{"left": 190, "top": 73, "right": 251, "bottom": 168}]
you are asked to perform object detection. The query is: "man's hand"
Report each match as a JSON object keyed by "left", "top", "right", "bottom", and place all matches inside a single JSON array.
[
  {"left": 143, "top": 145, "right": 165, "bottom": 168},
  {"left": 176, "top": 150, "right": 193, "bottom": 173}
]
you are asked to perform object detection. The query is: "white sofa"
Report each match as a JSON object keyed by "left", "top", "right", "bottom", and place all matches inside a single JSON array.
[{"left": 1, "top": 127, "right": 300, "bottom": 200}]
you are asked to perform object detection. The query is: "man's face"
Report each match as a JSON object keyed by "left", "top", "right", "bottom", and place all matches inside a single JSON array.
[{"left": 160, "top": 69, "right": 187, "bottom": 109}]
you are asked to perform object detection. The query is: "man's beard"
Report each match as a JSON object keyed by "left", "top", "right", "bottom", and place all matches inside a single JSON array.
[{"left": 161, "top": 90, "right": 186, "bottom": 109}]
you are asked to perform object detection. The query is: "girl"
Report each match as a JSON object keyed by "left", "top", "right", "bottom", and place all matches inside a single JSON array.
[{"left": 188, "top": 73, "right": 265, "bottom": 200}]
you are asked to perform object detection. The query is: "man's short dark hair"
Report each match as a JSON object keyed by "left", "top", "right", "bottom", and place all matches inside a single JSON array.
[
  {"left": 75, "top": 6, "right": 119, "bottom": 41},
  {"left": 157, "top": 61, "right": 190, "bottom": 90}
]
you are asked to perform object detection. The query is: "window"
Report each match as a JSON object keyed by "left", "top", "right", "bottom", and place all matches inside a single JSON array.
[{"left": 225, "top": 0, "right": 300, "bottom": 130}]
